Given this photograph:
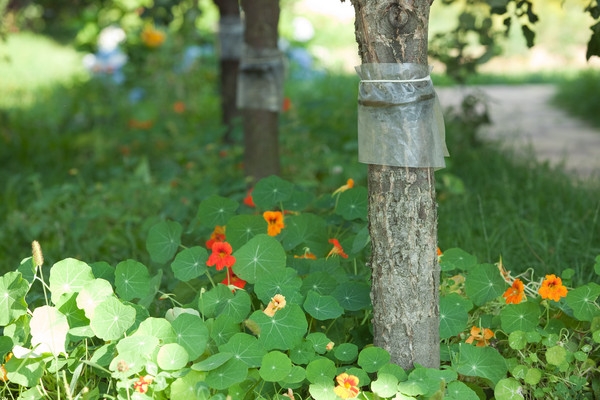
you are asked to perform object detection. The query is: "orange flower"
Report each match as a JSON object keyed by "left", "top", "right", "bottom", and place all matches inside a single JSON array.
[
  {"left": 437, "top": 247, "right": 443, "bottom": 257},
  {"left": 333, "top": 373, "right": 360, "bottom": 399},
  {"left": 243, "top": 188, "right": 255, "bottom": 208},
  {"left": 503, "top": 278, "right": 525, "bottom": 304},
  {"left": 263, "top": 294, "right": 286, "bottom": 317},
  {"left": 141, "top": 25, "right": 165, "bottom": 48},
  {"left": 539, "top": 274, "right": 568, "bottom": 302},
  {"left": 465, "top": 326, "right": 494, "bottom": 347},
  {"left": 172, "top": 101, "right": 186, "bottom": 114},
  {"left": 207, "top": 241, "right": 236, "bottom": 271},
  {"left": 282, "top": 97, "right": 292, "bottom": 112},
  {"left": 294, "top": 251, "right": 317, "bottom": 260},
  {"left": 332, "top": 179, "right": 355, "bottom": 196},
  {"left": 263, "top": 211, "right": 284, "bottom": 236},
  {"left": 133, "top": 375, "right": 154, "bottom": 394},
  {"left": 327, "top": 238, "right": 348, "bottom": 259},
  {"left": 206, "top": 226, "right": 226, "bottom": 249},
  {"left": 0, "top": 352, "right": 10, "bottom": 382},
  {"left": 221, "top": 268, "right": 247, "bottom": 291}
]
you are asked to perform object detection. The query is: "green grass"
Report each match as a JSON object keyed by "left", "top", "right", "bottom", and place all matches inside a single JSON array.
[
  {"left": 553, "top": 68, "right": 600, "bottom": 129},
  {"left": 1, "top": 32, "right": 599, "bottom": 286}
]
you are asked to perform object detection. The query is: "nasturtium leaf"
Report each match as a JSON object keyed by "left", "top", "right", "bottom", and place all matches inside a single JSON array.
[
  {"left": 351, "top": 225, "right": 370, "bottom": 254},
  {"left": 280, "top": 213, "right": 328, "bottom": 253},
  {"left": 91, "top": 261, "right": 114, "bottom": 284},
  {"left": 249, "top": 304, "right": 308, "bottom": 351},
  {"left": 134, "top": 317, "right": 176, "bottom": 343},
  {"left": 4, "top": 356, "right": 44, "bottom": 387},
  {"left": 283, "top": 365, "right": 307, "bottom": 385},
  {"left": 332, "top": 281, "right": 371, "bottom": 311},
  {"left": 216, "top": 289, "right": 252, "bottom": 323},
  {"left": 494, "top": 378, "right": 524, "bottom": 400},
  {"left": 283, "top": 187, "right": 313, "bottom": 211},
  {"left": 290, "top": 341, "right": 317, "bottom": 365},
  {"left": 379, "top": 363, "right": 407, "bottom": 382},
  {"left": 210, "top": 314, "right": 241, "bottom": 346},
  {"left": 440, "top": 294, "right": 469, "bottom": 339},
  {"left": 251, "top": 175, "right": 294, "bottom": 209},
  {"left": 58, "top": 294, "right": 90, "bottom": 336},
  {"left": 171, "top": 313, "right": 209, "bottom": 361},
  {"left": 308, "top": 381, "right": 338, "bottom": 400},
  {"left": 371, "top": 373, "right": 399, "bottom": 398},
  {"left": 254, "top": 268, "right": 303, "bottom": 305},
  {"left": 358, "top": 346, "right": 391, "bottom": 373},
  {"left": 233, "top": 234, "right": 286, "bottom": 284},
  {"left": 196, "top": 195, "right": 238, "bottom": 227},
  {"left": 76, "top": 278, "right": 113, "bottom": 319},
  {"left": 49, "top": 258, "right": 94, "bottom": 305},
  {"left": 397, "top": 380, "right": 426, "bottom": 396},
  {"left": 300, "top": 271, "right": 338, "bottom": 296},
  {"left": 146, "top": 220, "right": 182, "bottom": 264},
  {"left": 334, "top": 343, "right": 359, "bottom": 363},
  {"left": 0, "top": 336, "right": 13, "bottom": 360},
  {"left": 565, "top": 283, "right": 600, "bottom": 321},
  {"left": 446, "top": 380, "right": 480, "bottom": 400},
  {"left": 454, "top": 343, "right": 507, "bottom": 385},
  {"left": 407, "top": 367, "right": 447, "bottom": 398},
  {"left": 335, "top": 186, "right": 368, "bottom": 221},
  {"left": 192, "top": 352, "right": 233, "bottom": 371},
  {"left": 508, "top": 331, "right": 528, "bottom": 350},
  {"left": 17, "top": 257, "right": 36, "bottom": 284},
  {"left": 30, "top": 306, "right": 68, "bottom": 356},
  {"left": 439, "top": 248, "right": 477, "bottom": 271},
  {"left": 171, "top": 246, "right": 208, "bottom": 282},
  {"left": 205, "top": 358, "right": 248, "bottom": 390},
  {"left": 260, "top": 351, "right": 292, "bottom": 382},
  {"left": 305, "top": 357, "right": 337, "bottom": 384},
  {"left": 545, "top": 345, "right": 567, "bottom": 366},
  {"left": 226, "top": 214, "right": 267, "bottom": 250},
  {"left": 114, "top": 260, "right": 152, "bottom": 301},
  {"left": 198, "top": 284, "right": 233, "bottom": 318},
  {"left": 524, "top": 368, "right": 542, "bottom": 385},
  {"left": 90, "top": 296, "right": 136, "bottom": 340},
  {"left": 170, "top": 370, "right": 207, "bottom": 400},
  {"left": 4, "top": 314, "right": 30, "bottom": 347},
  {"left": 0, "top": 271, "right": 29, "bottom": 326},
  {"left": 306, "top": 332, "right": 332, "bottom": 354},
  {"left": 157, "top": 343, "right": 189, "bottom": 371},
  {"left": 464, "top": 263, "right": 506, "bottom": 306},
  {"left": 218, "top": 333, "right": 266, "bottom": 368},
  {"left": 500, "top": 302, "right": 540, "bottom": 333},
  {"left": 345, "top": 367, "right": 371, "bottom": 387},
  {"left": 303, "top": 290, "right": 344, "bottom": 320},
  {"left": 116, "top": 335, "right": 159, "bottom": 371}
]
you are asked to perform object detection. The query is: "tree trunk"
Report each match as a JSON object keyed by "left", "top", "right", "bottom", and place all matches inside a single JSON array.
[
  {"left": 238, "top": 0, "right": 282, "bottom": 182},
  {"left": 214, "top": 0, "right": 242, "bottom": 144},
  {"left": 351, "top": 0, "right": 440, "bottom": 369}
]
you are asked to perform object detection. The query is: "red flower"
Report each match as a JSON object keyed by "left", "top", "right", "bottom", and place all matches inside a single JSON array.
[
  {"left": 221, "top": 268, "right": 247, "bottom": 290},
  {"left": 206, "top": 226, "right": 226, "bottom": 249},
  {"left": 207, "top": 242, "right": 236, "bottom": 271},
  {"left": 172, "top": 101, "right": 186, "bottom": 114},
  {"left": 244, "top": 188, "right": 255, "bottom": 208},
  {"left": 327, "top": 238, "right": 348, "bottom": 259},
  {"left": 282, "top": 97, "right": 292, "bottom": 112}
]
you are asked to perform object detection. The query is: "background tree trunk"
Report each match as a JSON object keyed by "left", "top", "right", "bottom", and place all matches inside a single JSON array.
[
  {"left": 351, "top": 0, "right": 440, "bottom": 369},
  {"left": 214, "top": 0, "right": 242, "bottom": 143},
  {"left": 238, "top": 0, "right": 281, "bottom": 182}
]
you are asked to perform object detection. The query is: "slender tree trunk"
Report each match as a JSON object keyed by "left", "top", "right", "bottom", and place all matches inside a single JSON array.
[
  {"left": 238, "top": 0, "right": 282, "bottom": 182},
  {"left": 214, "top": 0, "right": 242, "bottom": 143},
  {"left": 351, "top": 0, "right": 440, "bottom": 369}
]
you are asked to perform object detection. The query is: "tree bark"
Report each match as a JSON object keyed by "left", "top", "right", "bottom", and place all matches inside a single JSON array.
[
  {"left": 351, "top": 0, "right": 440, "bottom": 369},
  {"left": 238, "top": 0, "right": 281, "bottom": 182},
  {"left": 214, "top": 0, "right": 242, "bottom": 143}
]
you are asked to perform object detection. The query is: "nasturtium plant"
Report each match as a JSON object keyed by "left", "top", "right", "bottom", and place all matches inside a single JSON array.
[
  {"left": 171, "top": 246, "right": 208, "bottom": 282},
  {"left": 233, "top": 234, "right": 286, "bottom": 284},
  {"left": 146, "top": 220, "right": 182, "bottom": 264},
  {"left": 0, "top": 271, "right": 29, "bottom": 326},
  {"left": 196, "top": 194, "right": 239, "bottom": 228},
  {"left": 251, "top": 175, "right": 294, "bottom": 209}
]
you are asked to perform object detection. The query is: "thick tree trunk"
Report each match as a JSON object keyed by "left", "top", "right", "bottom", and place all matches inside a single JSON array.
[
  {"left": 214, "top": 0, "right": 242, "bottom": 143},
  {"left": 351, "top": 0, "right": 440, "bottom": 369},
  {"left": 238, "top": 0, "right": 281, "bottom": 182}
]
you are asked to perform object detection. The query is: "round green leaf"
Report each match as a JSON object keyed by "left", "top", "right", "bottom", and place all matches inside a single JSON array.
[
  {"left": 545, "top": 345, "right": 567, "bottom": 366},
  {"left": 216, "top": 289, "right": 252, "bottom": 323},
  {"left": 358, "top": 346, "right": 391, "bottom": 373},
  {"left": 0, "top": 271, "right": 29, "bottom": 326},
  {"left": 90, "top": 297, "right": 136, "bottom": 340},
  {"left": 218, "top": 333, "right": 266, "bottom": 368},
  {"left": 30, "top": 306, "right": 68, "bottom": 356},
  {"left": 308, "top": 381, "right": 338, "bottom": 400},
  {"left": 114, "top": 260, "right": 152, "bottom": 301},
  {"left": 134, "top": 317, "right": 176, "bottom": 343},
  {"left": 170, "top": 370, "right": 207, "bottom": 399},
  {"left": 171, "top": 313, "right": 209, "bottom": 361},
  {"left": 565, "top": 283, "right": 600, "bottom": 321},
  {"left": 233, "top": 234, "right": 286, "bottom": 284},
  {"left": 446, "top": 380, "right": 480, "bottom": 400},
  {"left": 440, "top": 294, "right": 469, "bottom": 339},
  {"left": 290, "top": 341, "right": 317, "bottom": 365},
  {"left": 439, "top": 248, "right": 477, "bottom": 271},
  {"left": 464, "top": 263, "right": 507, "bottom": 306},
  {"left": 334, "top": 343, "right": 359, "bottom": 363},
  {"left": 192, "top": 352, "right": 233, "bottom": 372},
  {"left": 280, "top": 213, "right": 328, "bottom": 253},
  {"left": 300, "top": 271, "right": 338, "bottom": 296},
  {"left": 305, "top": 357, "right": 336, "bottom": 384},
  {"left": 49, "top": 258, "right": 95, "bottom": 305},
  {"left": 335, "top": 186, "right": 367, "bottom": 221},
  {"left": 379, "top": 363, "right": 407, "bottom": 382},
  {"left": 249, "top": 304, "right": 308, "bottom": 351},
  {"left": 508, "top": 331, "right": 527, "bottom": 350},
  {"left": 524, "top": 368, "right": 542, "bottom": 385},
  {"left": 205, "top": 358, "right": 248, "bottom": 390},
  {"left": 198, "top": 284, "right": 233, "bottom": 318},
  {"left": 76, "top": 279, "right": 113, "bottom": 319},
  {"left": 307, "top": 332, "right": 333, "bottom": 354},
  {"left": 226, "top": 214, "right": 267, "bottom": 250},
  {"left": 454, "top": 344, "right": 507, "bottom": 385},
  {"left": 115, "top": 335, "right": 160, "bottom": 373},
  {"left": 196, "top": 195, "right": 239, "bottom": 227},
  {"left": 171, "top": 246, "right": 208, "bottom": 282},
  {"left": 494, "top": 378, "right": 524, "bottom": 400},
  {"left": 371, "top": 373, "right": 399, "bottom": 398},
  {"left": 4, "top": 356, "right": 44, "bottom": 388},
  {"left": 252, "top": 175, "right": 294, "bottom": 209},
  {"left": 157, "top": 343, "right": 189, "bottom": 371},
  {"left": 260, "top": 351, "right": 292, "bottom": 382},
  {"left": 500, "top": 302, "right": 540, "bottom": 333},
  {"left": 303, "top": 290, "right": 344, "bottom": 320},
  {"left": 332, "top": 282, "right": 371, "bottom": 311},
  {"left": 210, "top": 314, "right": 241, "bottom": 346},
  {"left": 146, "top": 220, "right": 182, "bottom": 264},
  {"left": 254, "top": 268, "right": 303, "bottom": 305}
]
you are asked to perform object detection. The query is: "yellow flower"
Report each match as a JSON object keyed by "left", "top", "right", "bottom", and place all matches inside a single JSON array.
[
  {"left": 503, "top": 278, "right": 525, "bottom": 304},
  {"left": 333, "top": 373, "right": 360, "bottom": 399},
  {"left": 141, "top": 25, "right": 165, "bottom": 48},
  {"left": 465, "top": 326, "right": 494, "bottom": 347},
  {"left": 332, "top": 178, "right": 354, "bottom": 196},
  {"left": 539, "top": 274, "right": 568, "bottom": 302},
  {"left": 263, "top": 211, "right": 284, "bottom": 236},
  {"left": 263, "top": 294, "right": 286, "bottom": 317}
]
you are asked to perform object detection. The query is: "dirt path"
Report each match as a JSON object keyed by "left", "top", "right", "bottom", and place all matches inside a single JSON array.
[{"left": 435, "top": 84, "right": 600, "bottom": 182}]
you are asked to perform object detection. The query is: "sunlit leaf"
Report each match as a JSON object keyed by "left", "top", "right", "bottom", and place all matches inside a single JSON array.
[
  {"left": 308, "top": 381, "right": 338, "bottom": 400},
  {"left": 306, "top": 332, "right": 332, "bottom": 354},
  {"left": 157, "top": 343, "right": 189, "bottom": 371},
  {"left": 192, "top": 352, "right": 233, "bottom": 372},
  {"left": 76, "top": 278, "right": 113, "bottom": 320},
  {"left": 171, "top": 246, "right": 208, "bottom": 282},
  {"left": 0, "top": 271, "right": 29, "bottom": 326},
  {"left": 371, "top": 373, "right": 399, "bottom": 398},
  {"left": 170, "top": 370, "right": 207, "bottom": 400},
  {"left": 196, "top": 195, "right": 238, "bottom": 227},
  {"left": 90, "top": 297, "right": 136, "bottom": 340},
  {"left": 494, "top": 378, "right": 524, "bottom": 400},
  {"left": 171, "top": 313, "right": 209, "bottom": 361},
  {"left": 146, "top": 220, "right": 182, "bottom": 264},
  {"left": 4, "top": 356, "right": 44, "bottom": 387},
  {"left": 49, "top": 258, "right": 94, "bottom": 305},
  {"left": 233, "top": 234, "right": 286, "bottom": 284},
  {"left": 134, "top": 317, "right": 176, "bottom": 343},
  {"left": 30, "top": 306, "right": 68, "bottom": 356}
]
